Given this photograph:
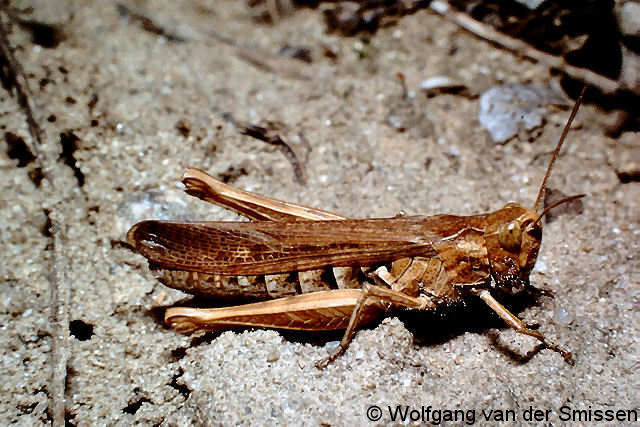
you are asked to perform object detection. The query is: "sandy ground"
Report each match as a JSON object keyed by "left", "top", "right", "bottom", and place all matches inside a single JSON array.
[{"left": 1, "top": 1, "right": 638, "bottom": 425}]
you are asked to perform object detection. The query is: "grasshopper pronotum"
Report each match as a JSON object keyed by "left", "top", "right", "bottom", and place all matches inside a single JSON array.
[{"left": 127, "top": 89, "right": 586, "bottom": 368}]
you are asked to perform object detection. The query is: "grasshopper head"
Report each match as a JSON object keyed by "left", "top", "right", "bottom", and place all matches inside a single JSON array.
[
  {"left": 484, "top": 203, "right": 542, "bottom": 295},
  {"left": 482, "top": 87, "right": 586, "bottom": 297}
]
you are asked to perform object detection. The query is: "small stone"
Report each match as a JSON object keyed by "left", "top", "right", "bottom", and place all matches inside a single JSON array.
[
  {"left": 533, "top": 259, "right": 548, "bottom": 274},
  {"left": 325, "top": 341, "right": 340, "bottom": 353},
  {"left": 420, "top": 76, "right": 467, "bottom": 96},
  {"left": 116, "top": 190, "right": 197, "bottom": 235},
  {"left": 478, "top": 84, "right": 567, "bottom": 143},
  {"left": 616, "top": 3, "right": 640, "bottom": 36},
  {"left": 554, "top": 306, "right": 573, "bottom": 326},
  {"left": 266, "top": 349, "right": 280, "bottom": 363},
  {"left": 387, "top": 114, "right": 404, "bottom": 130},
  {"left": 514, "top": 0, "right": 545, "bottom": 9}
]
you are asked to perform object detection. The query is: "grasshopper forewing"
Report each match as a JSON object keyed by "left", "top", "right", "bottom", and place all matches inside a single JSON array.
[{"left": 127, "top": 89, "right": 587, "bottom": 368}]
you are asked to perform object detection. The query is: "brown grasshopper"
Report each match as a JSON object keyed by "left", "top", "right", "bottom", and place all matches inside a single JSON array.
[{"left": 127, "top": 90, "right": 586, "bottom": 368}]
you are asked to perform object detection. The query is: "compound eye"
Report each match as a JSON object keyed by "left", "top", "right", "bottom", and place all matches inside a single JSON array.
[{"left": 498, "top": 221, "right": 522, "bottom": 253}]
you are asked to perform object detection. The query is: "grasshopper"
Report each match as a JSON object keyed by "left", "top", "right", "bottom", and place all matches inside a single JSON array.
[{"left": 127, "top": 90, "right": 586, "bottom": 368}]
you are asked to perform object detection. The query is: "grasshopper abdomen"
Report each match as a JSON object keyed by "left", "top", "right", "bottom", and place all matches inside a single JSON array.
[{"left": 155, "top": 266, "right": 363, "bottom": 301}]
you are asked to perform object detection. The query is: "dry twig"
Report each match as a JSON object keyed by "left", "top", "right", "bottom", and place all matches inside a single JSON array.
[
  {"left": 241, "top": 123, "right": 308, "bottom": 185},
  {"left": 429, "top": 1, "right": 628, "bottom": 95},
  {"left": 0, "top": 9, "right": 67, "bottom": 426}
]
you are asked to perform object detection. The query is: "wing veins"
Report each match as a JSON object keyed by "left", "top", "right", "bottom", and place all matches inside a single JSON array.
[{"left": 129, "top": 218, "right": 438, "bottom": 275}]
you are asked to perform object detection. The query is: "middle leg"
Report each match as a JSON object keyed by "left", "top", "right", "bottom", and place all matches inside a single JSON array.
[{"left": 315, "top": 283, "right": 433, "bottom": 369}]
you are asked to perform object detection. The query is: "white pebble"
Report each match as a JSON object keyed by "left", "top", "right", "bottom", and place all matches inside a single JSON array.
[{"left": 553, "top": 307, "right": 573, "bottom": 325}]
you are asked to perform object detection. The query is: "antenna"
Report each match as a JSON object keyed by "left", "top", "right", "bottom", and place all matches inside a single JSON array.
[
  {"left": 532, "top": 194, "right": 585, "bottom": 227},
  {"left": 533, "top": 86, "right": 587, "bottom": 213}
]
